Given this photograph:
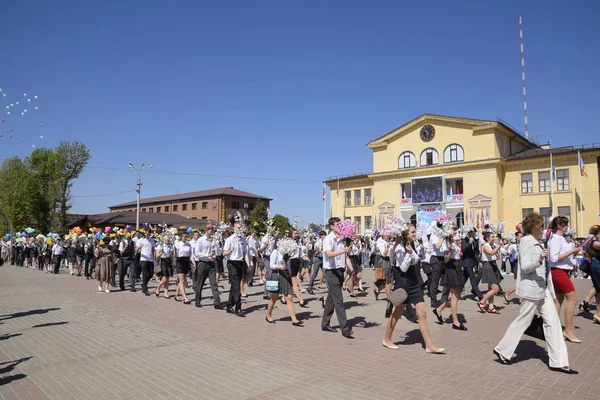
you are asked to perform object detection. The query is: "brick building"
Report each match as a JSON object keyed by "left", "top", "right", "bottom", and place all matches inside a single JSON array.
[{"left": 108, "top": 187, "right": 271, "bottom": 223}]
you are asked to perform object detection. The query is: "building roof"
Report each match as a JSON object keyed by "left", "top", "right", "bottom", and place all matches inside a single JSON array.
[
  {"left": 109, "top": 187, "right": 271, "bottom": 209},
  {"left": 366, "top": 113, "right": 540, "bottom": 149},
  {"left": 66, "top": 211, "right": 216, "bottom": 230},
  {"left": 505, "top": 143, "right": 600, "bottom": 161}
]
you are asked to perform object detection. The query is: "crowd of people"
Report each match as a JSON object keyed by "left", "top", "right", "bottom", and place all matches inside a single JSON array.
[{"left": 2, "top": 213, "right": 599, "bottom": 374}]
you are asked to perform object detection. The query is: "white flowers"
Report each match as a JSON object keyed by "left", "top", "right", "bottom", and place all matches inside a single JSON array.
[
  {"left": 490, "top": 220, "right": 506, "bottom": 238},
  {"left": 384, "top": 215, "right": 407, "bottom": 237},
  {"left": 277, "top": 237, "right": 298, "bottom": 260}
]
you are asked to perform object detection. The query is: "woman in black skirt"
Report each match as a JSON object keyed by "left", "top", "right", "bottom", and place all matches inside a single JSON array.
[
  {"left": 265, "top": 235, "right": 303, "bottom": 326},
  {"left": 154, "top": 236, "right": 174, "bottom": 298},
  {"left": 382, "top": 224, "right": 445, "bottom": 354},
  {"left": 345, "top": 236, "right": 364, "bottom": 297},
  {"left": 433, "top": 236, "right": 467, "bottom": 330},
  {"left": 477, "top": 231, "right": 502, "bottom": 314},
  {"left": 173, "top": 233, "right": 193, "bottom": 304}
]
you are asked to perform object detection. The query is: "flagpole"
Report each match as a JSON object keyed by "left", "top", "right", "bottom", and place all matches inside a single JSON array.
[
  {"left": 336, "top": 178, "right": 340, "bottom": 218},
  {"left": 578, "top": 151, "right": 584, "bottom": 236},
  {"left": 550, "top": 152, "right": 555, "bottom": 216},
  {"left": 322, "top": 182, "right": 327, "bottom": 228}
]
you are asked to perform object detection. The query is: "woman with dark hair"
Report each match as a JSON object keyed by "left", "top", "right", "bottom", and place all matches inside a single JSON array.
[
  {"left": 585, "top": 225, "right": 600, "bottom": 323},
  {"left": 433, "top": 233, "right": 466, "bottom": 330},
  {"left": 154, "top": 235, "right": 174, "bottom": 299},
  {"left": 494, "top": 213, "right": 576, "bottom": 374},
  {"left": 265, "top": 235, "right": 303, "bottom": 326},
  {"left": 548, "top": 216, "right": 582, "bottom": 343},
  {"left": 476, "top": 231, "right": 502, "bottom": 314},
  {"left": 382, "top": 224, "right": 445, "bottom": 353}
]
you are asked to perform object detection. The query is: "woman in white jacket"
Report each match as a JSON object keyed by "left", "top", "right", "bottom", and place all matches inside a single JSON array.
[{"left": 493, "top": 213, "right": 577, "bottom": 374}]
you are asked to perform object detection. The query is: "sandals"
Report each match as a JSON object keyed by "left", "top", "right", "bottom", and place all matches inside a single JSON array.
[
  {"left": 476, "top": 302, "right": 486, "bottom": 313},
  {"left": 174, "top": 296, "right": 183, "bottom": 302},
  {"left": 487, "top": 307, "right": 501, "bottom": 314}
]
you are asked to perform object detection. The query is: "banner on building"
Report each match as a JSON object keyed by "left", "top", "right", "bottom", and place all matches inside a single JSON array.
[{"left": 417, "top": 204, "right": 443, "bottom": 226}]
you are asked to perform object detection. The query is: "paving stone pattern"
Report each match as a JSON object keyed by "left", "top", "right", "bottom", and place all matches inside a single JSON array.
[{"left": 0, "top": 265, "right": 599, "bottom": 399}]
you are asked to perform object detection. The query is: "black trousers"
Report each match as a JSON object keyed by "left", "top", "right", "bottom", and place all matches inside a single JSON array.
[
  {"left": 429, "top": 256, "right": 446, "bottom": 304},
  {"left": 195, "top": 260, "right": 221, "bottom": 305},
  {"left": 140, "top": 261, "right": 154, "bottom": 293},
  {"left": 53, "top": 255, "right": 62, "bottom": 274},
  {"left": 462, "top": 259, "right": 483, "bottom": 298},
  {"left": 321, "top": 269, "right": 349, "bottom": 333},
  {"left": 227, "top": 260, "right": 244, "bottom": 311},
  {"left": 119, "top": 258, "right": 135, "bottom": 289},
  {"left": 84, "top": 255, "right": 95, "bottom": 278}
]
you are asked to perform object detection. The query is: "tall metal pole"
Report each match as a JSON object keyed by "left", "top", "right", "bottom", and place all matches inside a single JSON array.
[
  {"left": 519, "top": 11, "right": 529, "bottom": 139},
  {"left": 136, "top": 171, "right": 141, "bottom": 231}
]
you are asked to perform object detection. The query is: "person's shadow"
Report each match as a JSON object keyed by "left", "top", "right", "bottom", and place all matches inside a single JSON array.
[
  {"left": 0, "top": 308, "right": 60, "bottom": 321},
  {"left": 395, "top": 329, "right": 424, "bottom": 348},
  {"left": 0, "top": 333, "right": 22, "bottom": 341},
  {"left": 0, "top": 356, "right": 33, "bottom": 386},
  {"left": 501, "top": 340, "right": 548, "bottom": 365},
  {"left": 347, "top": 316, "right": 381, "bottom": 329}
]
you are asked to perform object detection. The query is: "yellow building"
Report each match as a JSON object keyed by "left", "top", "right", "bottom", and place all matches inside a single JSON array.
[{"left": 325, "top": 114, "right": 600, "bottom": 236}]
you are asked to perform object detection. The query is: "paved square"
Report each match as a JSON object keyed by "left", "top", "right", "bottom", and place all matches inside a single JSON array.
[{"left": 0, "top": 265, "right": 598, "bottom": 399}]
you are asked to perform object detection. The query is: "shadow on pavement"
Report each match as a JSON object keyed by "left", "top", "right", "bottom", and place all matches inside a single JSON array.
[
  {"left": 511, "top": 340, "right": 549, "bottom": 364},
  {"left": 347, "top": 316, "right": 381, "bottom": 328},
  {"left": 0, "top": 356, "right": 33, "bottom": 386},
  {"left": 0, "top": 308, "right": 61, "bottom": 321},
  {"left": 0, "top": 333, "right": 22, "bottom": 341},
  {"left": 32, "top": 321, "right": 69, "bottom": 328}
]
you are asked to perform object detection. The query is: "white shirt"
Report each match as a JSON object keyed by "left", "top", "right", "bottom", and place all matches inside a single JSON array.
[
  {"left": 247, "top": 236, "right": 259, "bottom": 257},
  {"left": 481, "top": 243, "right": 497, "bottom": 262},
  {"left": 260, "top": 235, "right": 275, "bottom": 256},
  {"left": 314, "top": 239, "right": 323, "bottom": 256},
  {"left": 195, "top": 235, "right": 214, "bottom": 262},
  {"left": 430, "top": 234, "right": 449, "bottom": 257},
  {"left": 376, "top": 237, "right": 388, "bottom": 257},
  {"left": 189, "top": 239, "right": 198, "bottom": 259},
  {"left": 175, "top": 241, "right": 193, "bottom": 258},
  {"left": 269, "top": 249, "right": 287, "bottom": 271},
  {"left": 393, "top": 244, "right": 420, "bottom": 272},
  {"left": 156, "top": 243, "right": 173, "bottom": 259},
  {"left": 137, "top": 237, "right": 156, "bottom": 262},
  {"left": 52, "top": 243, "right": 63, "bottom": 255},
  {"left": 548, "top": 234, "right": 573, "bottom": 271},
  {"left": 323, "top": 232, "right": 346, "bottom": 270},
  {"left": 224, "top": 234, "right": 248, "bottom": 261},
  {"left": 508, "top": 243, "right": 519, "bottom": 260},
  {"left": 451, "top": 242, "right": 461, "bottom": 261}
]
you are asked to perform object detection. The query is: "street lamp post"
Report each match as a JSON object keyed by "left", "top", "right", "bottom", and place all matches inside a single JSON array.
[{"left": 128, "top": 162, "right": 153, "bottom": 231}]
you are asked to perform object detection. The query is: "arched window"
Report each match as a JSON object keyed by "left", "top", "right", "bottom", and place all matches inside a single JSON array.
[
  {"left": 443, "top": 144, "right": 464, "bottom": 163},
  {"left": 456, "top": 211, "right": 465, "bottom": 227},
  {"left": 398, "top": 151, "right": 417, "bottom": 169},
  {"left": 420, "top": 148, "right": 439, "bottom": 166}
]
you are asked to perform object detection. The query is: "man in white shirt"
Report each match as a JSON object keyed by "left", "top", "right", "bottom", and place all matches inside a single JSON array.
[
  {"left": 194, "top": 224, "right": 225, "bottom": 309},
  {"left": 189, "top": 231, "right": 200, "bottom": 288},
  {"left": 118, "top": 234, "right": 136, "bottom": 291},
  {"left": 244, "top": 230, "right": 259, "bottom": 289},
  {"left": 136, "top": 230, "right": 156, "bottom": 295},
  {"left": 428, "top": 224, "right": 450, "bottom": 307},
  {"left": 308, "top": 231, "right": 326, "bottom": 294},
  {"left": 260, "top": 228, "right": 276, "bottom": 300},
  {"left": 321, "top": 217, "right": 354, "bottom": 338},
  {"left": 223, "top": 219, "right": 250, "bottom": 316},
  {"left": 51, "top": 239, "right": 64, "bottom": 274}
]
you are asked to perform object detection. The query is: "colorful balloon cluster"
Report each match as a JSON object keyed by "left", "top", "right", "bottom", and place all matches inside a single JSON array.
[{"left": 0, "top": 88, "right": 44, "bottom": 153}]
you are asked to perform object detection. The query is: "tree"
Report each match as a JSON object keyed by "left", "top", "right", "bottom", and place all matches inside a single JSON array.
[
  {"left": 26, "top": 148, "right": 61, "bottom": 233},
  {"left": 0, "top": 157, "right": 34, "bottom": 233},
  {"left": 307, "top": 222, "right": 324, "bottom": 234},
  {"left": 272, "top": 214, "right": 293, "bottom": 234},
  {"left": 54, "top": 141, "right": 90, "bottom": 230},
  {"left": 248, "top": 199, "right": 268, "bottom": 233}
]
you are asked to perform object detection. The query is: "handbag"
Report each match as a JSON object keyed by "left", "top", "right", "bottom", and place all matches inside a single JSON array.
[
  {"left": 524, "top": 314, "right": 545, "bottom": 341},
  {"left": 375, "top": 267, "right": 386, "bottom": 281},
  {"left": 387, "top": 288, "right": 408, "bottom": 307},
  {"left": 265, "top": 270, "right": 279, "bottom": 293},
  {"left": 579, "top": 258, "right": 590, "bottom": 275}
]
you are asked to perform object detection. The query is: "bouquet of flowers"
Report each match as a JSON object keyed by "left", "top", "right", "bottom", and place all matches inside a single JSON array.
[
  {"left": 277, "top": 237, "right": 299, "bottom": 262},
  {"left": 458, "top": 222, "right": 475, "bottom": 239},
  {"left": 416, "top": 221, "right": 429, "bottom": 241},
  {"left": 333, "top": 219, "right": 358, "bottom": 246},
  {"left": 489, "top": 220, "right": 506, "bottom": 239},
  {"left": 384, "top": 214, "right": 408, "bottom": 242},
  {"left": 506, "top": 230, "right": 516, "bottom": 243},
  {"left": 431, "top": 212, "right": 454, "bottom": 242},
  {"left": 265, "top": 208, "right": 275, "bottom": 233}
]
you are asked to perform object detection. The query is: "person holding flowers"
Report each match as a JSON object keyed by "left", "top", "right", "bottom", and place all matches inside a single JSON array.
[
  {"left": 321, "top": 217, "right": 355, "bottom": 338},
  {"left": 265, "top": 235, "right": 304, "bottom": 326},
  {"left": 383, "top": 221, "right": 445, "bottom": 353}
]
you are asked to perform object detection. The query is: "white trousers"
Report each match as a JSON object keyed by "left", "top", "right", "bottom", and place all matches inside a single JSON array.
[{"left": 494, "top": 288, "right": 569, "bottom": 368}]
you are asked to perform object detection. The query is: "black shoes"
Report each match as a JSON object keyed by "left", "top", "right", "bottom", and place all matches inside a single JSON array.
[
  {"left": 226, "top": 307, "right": 235, "bottom": 314},
  {"left": 235, "top": 310, "right": 246, "bottom": 317},
  {"left": 432, "top": 309, "right": 444, "bottom": 324},
  {"left": 195, "top": 302, "right": 202, "bottom": 308},
  {"left": 214, "top": 303, "right": 226, "bottom": 310},
  {"left": 493, "top": 349, "right": 512, "bottom": 365},
  {"left": 549, "top": 366, "right": 578, "bottom": 374},
  {"left": 298, "top": 302, "right": 309, "bottom": 308},
  {"left": 307, "top": 288, "right": 315, "bottom": 295},
  {"left": 143, "top": 291, "right": 151, "bottom": 296},
  {"left": 265, "top": 317, "right": 276, "bottom": 324},
  {"left": 322, "top": 326, "right": 337, "bottom": 333},
  {"left": 452, "top": 324, "right": 467, "bottom": 331},
  {"left": 292, "top": 320, "right": 304, "bottom": 327},
  {"left": 130, "top": 288, "right": 136, "bottom": 293},
  {"left": 342, "top": 330, "right": 354, "bottom": 338}
]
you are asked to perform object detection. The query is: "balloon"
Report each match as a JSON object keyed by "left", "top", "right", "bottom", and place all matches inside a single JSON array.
[
  {"left": 2, "top": 94, "right": 5, "bottom": 97},
  {"left": 6, "top": 112, "right": 10, "bottom": 115},
  {"left": 1, "top": 119, "right": 4, "bottom": 123},
  {"left": 23, "top": 93, "right": 27, "bottom": 97},
  {"left": 27, "top": 99, "right": 31, "bottom": 102},
  {"left": 32, "top": 145, "right": 35, "bottom": 148},
  {"left": 15, "top": 101, "right": 19, "bottom": 105},
  {"left": 39, "top": 124, "right": 43, "bottom": 127},
  {"left": 20, "top": 112, "right": 24, "bottom": 116},
  {"left": 34, "top": 106, "right": 38, "bottom": 110},
  {"left": 34, "top": 95, "right": 38, "bottom": 99},
  {"left": 24, "top": 109, "right": 27, "bottom": 113},
  {"left": 4, "top": 106, "right": 8, "bottom": 109},
  {"left": 40, "top": 135, "right": 43, "bottom": 139}
]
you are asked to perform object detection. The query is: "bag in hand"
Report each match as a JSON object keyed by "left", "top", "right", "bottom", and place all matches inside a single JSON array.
[
  {"left": 375, "top": 267, "right": 385, "bottom": 281},
  {"left": 387, "top": 288, "right": 408, "bottom": 307},
  {"left": 524, "top": 314, "right": 545, "bottom": 341},
  {"left": 265, "top": 271, "right": 279, "bottom": 293}
]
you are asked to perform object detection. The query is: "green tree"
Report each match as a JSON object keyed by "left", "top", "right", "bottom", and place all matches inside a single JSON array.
[
  {"left": 248, "top": 199, "right": 268, "bottom": 233},
  {"left": 26, "top": 148, "right": 61, "bottom": 233},
  {"left": 0, "top": 157, "right": 34, "bottom": 233},
  {"left": 54, "top": 141, "right": 91, "bottom": 230},
  {"left": 272, "top": 214, "right": 293, "bottom": 234},
  {"left": 307, "top": 222, "right": 323, "bottom": 234}
]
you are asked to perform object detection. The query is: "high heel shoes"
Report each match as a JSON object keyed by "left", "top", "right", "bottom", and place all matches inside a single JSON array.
[
  {"left": 318, "top": 297, "right": 325, "bottom": 308},
  {"left": 579, "top": 301, "right": 589, "bottom": 313}
]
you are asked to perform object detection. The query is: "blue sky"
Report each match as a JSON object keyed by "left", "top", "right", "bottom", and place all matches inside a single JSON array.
[{"left": 1, "top": 0, "right": 599, "bottom": 226}]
